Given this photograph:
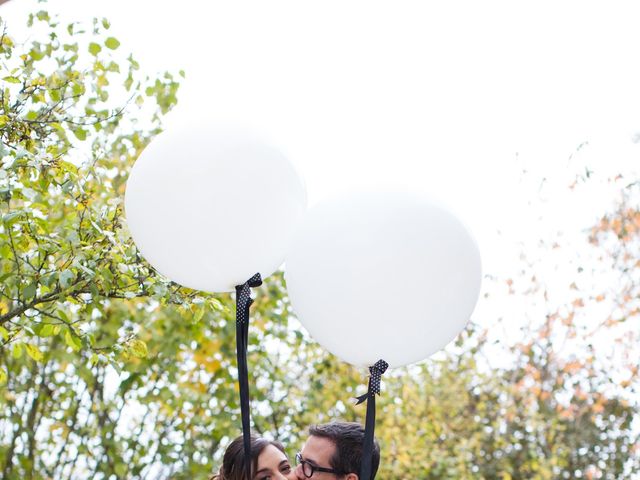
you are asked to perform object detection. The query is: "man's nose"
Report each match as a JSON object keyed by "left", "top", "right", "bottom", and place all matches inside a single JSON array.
[{"left": 294, "top": 463, "right": 306, "bottom": 479}]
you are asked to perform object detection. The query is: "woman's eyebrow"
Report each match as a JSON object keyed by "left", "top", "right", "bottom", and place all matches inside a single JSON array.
[
  {"left": 279, "top": 460, "right": 290, "bottom": 467},
  {"left": 254, "top": 468, "right": 270, "bottom": 476}
]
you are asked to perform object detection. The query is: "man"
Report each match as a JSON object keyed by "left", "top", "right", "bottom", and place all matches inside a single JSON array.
[{"left": 293, "top": 422, "right": 381, "bottom": 480}]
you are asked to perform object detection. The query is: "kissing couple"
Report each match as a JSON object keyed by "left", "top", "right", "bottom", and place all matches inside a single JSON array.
[{"left": 212, "top": 422, "right": 380, "bottom": 480}]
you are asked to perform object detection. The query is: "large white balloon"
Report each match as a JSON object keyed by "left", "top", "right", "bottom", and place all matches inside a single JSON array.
[
  {"left": 125, "top": 126, "right": 306, "bottom": 292},
  {"left": 285, "top": 192, "right": 481, "bottom": 368}
]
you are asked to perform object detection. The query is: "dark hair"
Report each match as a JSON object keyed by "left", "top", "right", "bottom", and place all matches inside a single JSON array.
[
  {"left": 212, "top": 434, "right": 285, "bottom": 480},
  {"left": 308, "top": 422, "right": 380, "bottom": 480}
]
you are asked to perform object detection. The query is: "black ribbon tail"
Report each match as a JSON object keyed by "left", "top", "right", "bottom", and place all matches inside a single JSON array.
[
  {"left": 235, "top": 273, "right": 262, "bottom": 480},
  {"left": 360, "top": 384, "right": 377, "bottom": 480},
  {"left": 357, "top": 359, "right": 388, "bottom": 480},
  {"left": 236, "top": 319, "right": 251, "bottom": 480}
]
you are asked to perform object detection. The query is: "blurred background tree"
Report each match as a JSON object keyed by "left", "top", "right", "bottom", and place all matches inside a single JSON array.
[{"left": 1, "top": 5, "right": 638, "bottom": 480}]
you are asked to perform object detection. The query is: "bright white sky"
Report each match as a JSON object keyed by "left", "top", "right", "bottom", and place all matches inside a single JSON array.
[{"left": 3, "top": 0, "right": 640, "bottom": 313}]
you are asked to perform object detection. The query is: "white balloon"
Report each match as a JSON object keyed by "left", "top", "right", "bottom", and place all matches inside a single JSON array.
[
  {"left": 125, "top": 126, "right": 307, "bottom": 292},
  {"left": 285, "top": 192, "right": 481, "bottom": 368}
]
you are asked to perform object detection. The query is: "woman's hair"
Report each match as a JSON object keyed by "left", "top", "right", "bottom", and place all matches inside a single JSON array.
[{"left": 212, "top": 434, "right": 286, "bottom": 480}]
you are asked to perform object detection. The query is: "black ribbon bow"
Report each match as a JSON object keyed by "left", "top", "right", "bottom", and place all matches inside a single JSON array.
[
  {"left": 355, "top": 359, "right": 389, "bottom": 405},
  {"left": 356, "top": 359, "right": 388, "bottom": 480},
  {"left": 235, "top": 273, "right": 262, "bottom": 480}
]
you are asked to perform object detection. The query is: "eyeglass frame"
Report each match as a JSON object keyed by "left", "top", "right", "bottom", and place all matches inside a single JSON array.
[{"left": 295, "top": 452, "right": 343, "bottom": 478}]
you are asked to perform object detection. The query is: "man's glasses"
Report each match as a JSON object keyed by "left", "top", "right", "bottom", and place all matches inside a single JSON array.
[{"left": 295, "top": 452, "right": 342, "bottom": 478}]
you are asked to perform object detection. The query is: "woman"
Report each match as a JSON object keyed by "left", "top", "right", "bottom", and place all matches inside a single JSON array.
[{"left": 212, "top": 434, "right": 296, "bottom": 480}]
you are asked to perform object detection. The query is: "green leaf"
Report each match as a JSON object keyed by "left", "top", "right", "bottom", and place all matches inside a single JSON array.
[
  {"left": 73, "top": 127, "right": 88, "bottom": 141},
  {"left": 193, "top": 306, "right": 205, "bottom": 323},
  {"left": 12, "top": 343, "right": 23, "bottom": 360},
  {"left": 23, "top": 282, "right": 37, "bottom": 300},
  {"left": 72, "top": 82, "right": 85, "bottom": 96},
  {"left": 40, "top": 273, "right": 55, "bottom": 288},
  {"left": 39, "top": 324, "right": 55, "bottom": 337},
  {"left": 105, "top": 37, "right": 120, "bottom": 50},
  {"left": 124, "top": 74, "right": 134, "bottom": 91},
  {"left": 0, "top": 114, "right": 9, "bottom": 127},
  {"left": 0, "top": 367, "right": 7, "bottom": 385},
  {"left": 25, "top": 344, "right": 44, "bottom": 362},
  {"left": 3, "top": 211, "right": 23, "bottom": 225},
  {"left": 64, "top": 330, "right": 82, "bottom": 351},
  {"left": 36, "top": 11, "right": 50, "bottom": 22},
  {"left": 57, "top": 309, "right": 70, "bottom": 323},
  {"left": 29, "top": 48, "right": 45, "bottom": 61},
  {"left": 59, "top": 270, "right": 74, "bottom": 288},
  {"left": 2, "top": 76, "right": 21, "bottom": 84},
  {"left": 0, "top": 325, "right": 9, "bottom": 341},
  {"left": 88, "top": 42, "right": 102, "bottom": 56},
  {"left": 209, "top": 298, "right": 225, "bottom": 312},
  {"left": 114, "top": 463, "right": 127, "bottom": 477}
]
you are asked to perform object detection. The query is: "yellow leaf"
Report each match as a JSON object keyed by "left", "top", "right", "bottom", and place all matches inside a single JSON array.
[
  {"left": 129, "top": 339, "right": 148, "bottom": 358},
  {"left": 25, "top": 344, "right": 44, "bottom": 362},
  {"left": 205, "top": 359, "right": 221, "bottom": 374},
  {"left": 49, "top": 421, "right": 68, "bottom": 434}
]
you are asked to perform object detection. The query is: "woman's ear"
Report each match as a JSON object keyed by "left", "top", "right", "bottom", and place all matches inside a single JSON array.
[{"left": 345, "top": 474, "right": 359, "bottom": 480}]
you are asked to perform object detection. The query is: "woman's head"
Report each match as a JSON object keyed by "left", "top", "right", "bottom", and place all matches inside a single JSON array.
[{"left": 213, "top": 434, "right": 295, "bottom": 480}]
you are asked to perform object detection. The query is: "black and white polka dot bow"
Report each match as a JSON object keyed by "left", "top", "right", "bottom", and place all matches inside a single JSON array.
[
  {"left": 355, "top": 359, "right": 389, "bottom": 405},
  {"left": 235, "top": 273, "right": 263, "bottom": 325}
]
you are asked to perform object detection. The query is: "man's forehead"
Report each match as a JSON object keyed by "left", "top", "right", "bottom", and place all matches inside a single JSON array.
[{"left": 302, "top": 435, "right": 336, "bottom": 463}]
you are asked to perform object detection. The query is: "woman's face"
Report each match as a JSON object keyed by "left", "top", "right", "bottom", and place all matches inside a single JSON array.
[{"left": 254, "top": 444, "right": 296, "bottom": 480}]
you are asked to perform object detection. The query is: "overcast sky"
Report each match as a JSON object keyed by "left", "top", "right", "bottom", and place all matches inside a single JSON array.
[{"left": 3, "top": 0, "right": 640, "bottom": 294}]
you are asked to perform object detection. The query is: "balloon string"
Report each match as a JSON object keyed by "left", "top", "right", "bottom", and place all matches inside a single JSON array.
[
  {"left": 235, "top": 273, "right": 262, "bottom": 480},
  {"left": 356, "top": 359, "right": 388, "bottom": 480}
]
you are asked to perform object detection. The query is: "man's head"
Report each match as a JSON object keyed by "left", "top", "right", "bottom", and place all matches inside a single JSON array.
[{"left": 294, "top": 422, "right": 380, "bottom": 480}]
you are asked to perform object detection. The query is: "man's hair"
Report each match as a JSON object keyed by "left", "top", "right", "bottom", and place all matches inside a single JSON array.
[{"left": 309, "top": 422, "right": 380, "bottom": 480}]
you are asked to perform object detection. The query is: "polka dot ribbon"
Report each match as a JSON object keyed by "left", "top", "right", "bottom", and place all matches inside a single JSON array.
[
  {"left": 355, "top": 359, "right": 389, "bottom": 405},
  {"left": 235, "top": 273, "right": 263, "bottom": 325},
  {"left": 234, "top": 272, "right": 262, "bottom": 480},
  {"left": 356, "top": 359, "right": 388, "bottom": 480}
]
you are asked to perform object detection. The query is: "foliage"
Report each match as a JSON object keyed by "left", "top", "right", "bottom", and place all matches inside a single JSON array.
[{"left": 1, "top": 5, "right": 639, "bottom": 480}]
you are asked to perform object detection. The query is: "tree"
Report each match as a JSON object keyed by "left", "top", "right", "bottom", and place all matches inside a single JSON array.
[{"left": 1, "top": 5, "right": 639, "bottom": 480}]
